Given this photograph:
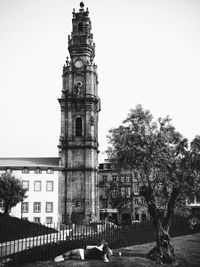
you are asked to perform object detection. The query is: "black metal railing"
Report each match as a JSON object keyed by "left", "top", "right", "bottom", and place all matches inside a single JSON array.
[{"left": 0, "top": 220, "right": 199, "bottom": 266}]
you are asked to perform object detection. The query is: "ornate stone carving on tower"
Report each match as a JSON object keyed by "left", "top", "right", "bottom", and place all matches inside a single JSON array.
[{"left": 58, "top": 2, "right": 100, "bottom": 224}]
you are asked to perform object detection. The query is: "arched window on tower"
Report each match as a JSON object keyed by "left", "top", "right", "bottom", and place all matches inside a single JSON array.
[
  {"left": 78, "top": 22, "right": 83, "bottom": 32},
  {"left": 76, "top": 117, "right": 82, "bottom": 136}
]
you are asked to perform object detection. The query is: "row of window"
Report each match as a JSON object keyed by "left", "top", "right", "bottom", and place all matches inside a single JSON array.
[
  {"left": 134, "top": 198, "right": 146, "bottom": 205},
  {"left": 22, "top": 180, "right": 54, "bottom": 191},
  {"left": 6, "top": 168, "right": 54, "bottom": 174},
  {"left": 101, "top": 187, "right": 131, "bottom": 197},
  {"left": 22, "top": 202, "right": 53, "bottom": 213},
  {"left": 101, "top": 184, "right": 139, "bottom": 195},
  {"left": 102, "top": 187, "right": 145, "bottom": 204},
  {"left": 23, "top": 217, "right": 53, "bottom": 224},
  {"left": 102, "top": 175, "right": 131, "bottom": 183},
  {"left": 121, "top": 187, "right": 131, "bottom": 197},
  {"left": 99, "top": 164, "right": 113, "bottom": 170},
  {"left": 121, "top": 176, "right": 131, "bottom": 183},
  {"left": 101, "top": 198, "right": 146, "bottom": 208},
  {"left": 102, "top": 184, "right": 140, "bottom": 196}
]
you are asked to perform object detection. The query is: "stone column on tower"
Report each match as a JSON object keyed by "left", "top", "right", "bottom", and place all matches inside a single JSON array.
[{"left": 58, "top": 2, "right": 100, "bottom": 224}]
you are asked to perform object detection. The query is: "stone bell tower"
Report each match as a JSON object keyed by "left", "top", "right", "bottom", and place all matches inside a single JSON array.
[{"left": 58, "top": 2, "right": 100, "bottom": 224}]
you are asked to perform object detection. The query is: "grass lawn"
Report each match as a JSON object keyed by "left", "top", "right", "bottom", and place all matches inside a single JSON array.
[
  {"left": 12, "top": 232, "right": 200, "bottom": 267},
  {"left": 0, "top": 214, "right": 56, "bottom": 243}
]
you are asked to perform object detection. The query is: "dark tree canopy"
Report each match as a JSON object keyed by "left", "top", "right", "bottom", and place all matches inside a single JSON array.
[
  {"left": 99, "top": 179, "right": 132, "bottom": 213},
  {"left": 0, "top": 173, "right": 27, "bottom": 214},
  {"left": 106, "top": 104, "right": 200, "bottom": 264}
]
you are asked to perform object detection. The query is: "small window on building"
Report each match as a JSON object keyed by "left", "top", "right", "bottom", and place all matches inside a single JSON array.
[
  {"left": 46, "top": 202, "right": 53, "bottom": 213},
  {"left": 22, "top": 202, "right": 29, "bottom": 213},
  {"left": 99, "top": 164, "right": 104, "bottom": 169},
  {"left": 34, "top": 168, "right": 42, "bottom": 174},
  {"left": 34, "top": 217, "right": 41, "bottom": 224},
  {"left": 121, "top": 176, "right": 125, "bottom": 183},
  {"left": 126, "top": 176, "right": 131, "bottom": 182},
  {"left": 121, "top": 187, "right": 126, "bottom": 197},
  {"left": 126, "top": 187, "right": 131, "bottom": 197},
  {"left": 22, "top": 180, "right": 29, "bottom": 191},
  {"left": 46, "top": 181, "right": 54, "bottom": 191},
  {"left": 134, "top": 198, "right": 139, "bottom": 205},
  {"left": 46, "top": 217, "right": 53, "bottom": 224},
  {"left": 107, "top": 164, "right": 111, "bottom": 169},
  {"left": 33, "top": 202, "right": 41, "bottom": 213},
  {"left": 102, "top": 175, "right": 107, "bottom": 182},
  {"left": 78, "top": 22, "right": 83, "bottom": 32},
  {"left": 112, "top": 175, "right": 117, "bottom": 182},
  {"left": 34, "top": 181, "right": 42, "bottom": 191},
  {"left": 112, "top": 189, "right": 118, "bottom": 197},
  {"left": 22, "top": 168, "right": 29, "bottom": 174},
  {"left": 141, "top": 197, "right": 146, "bottom": 205},
  {"left": 75, "top": 117, "right": 82, "bottom": 136},
  {"left": 46, "top": 168, "right": 54, "bottom": 174},
  {"left": 133, "top": 183, "right": 139, "bottom": 194}
]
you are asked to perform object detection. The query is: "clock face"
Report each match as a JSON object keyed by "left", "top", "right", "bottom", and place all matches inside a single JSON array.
[{"left": 75, "top": 60, "right": 83, "bottom": 68}]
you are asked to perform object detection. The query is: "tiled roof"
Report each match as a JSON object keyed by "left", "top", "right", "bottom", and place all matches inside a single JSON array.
[{"left": 0, "top": 157, "right": 59, "bottom": 168}]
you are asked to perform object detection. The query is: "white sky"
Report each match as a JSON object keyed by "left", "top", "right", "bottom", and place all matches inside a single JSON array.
[{"left": 0, "top": 0, "right": 200, "bottom": 162}]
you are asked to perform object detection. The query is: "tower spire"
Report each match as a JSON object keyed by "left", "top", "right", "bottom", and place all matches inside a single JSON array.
[{"left": 68, "top": 1, "right": 95, "bottom": 61}]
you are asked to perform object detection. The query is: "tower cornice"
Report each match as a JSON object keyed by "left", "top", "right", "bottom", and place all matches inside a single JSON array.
[{"left": 62, "top": 65, "right": 97, "bottom": 76}]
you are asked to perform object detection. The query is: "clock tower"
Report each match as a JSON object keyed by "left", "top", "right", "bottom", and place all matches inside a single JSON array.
[{"left": 58, "top": 2, "right": 100, "bottom": 224}]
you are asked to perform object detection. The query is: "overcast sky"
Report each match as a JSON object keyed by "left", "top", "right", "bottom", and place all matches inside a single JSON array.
[{"left": 0, "top": 0, "right": 200, "bottom": 162}]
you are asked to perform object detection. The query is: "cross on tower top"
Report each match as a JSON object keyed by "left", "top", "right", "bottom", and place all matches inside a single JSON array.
[
  {"left": 80, "top": 2, "right": 84, "bottom": 8},
  {"left": 79, "top": 2, "right": 84, "bottom": 12}
]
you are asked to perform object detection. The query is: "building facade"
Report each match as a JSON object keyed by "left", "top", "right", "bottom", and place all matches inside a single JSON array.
[
  {"left": 98, "top": 162, "right": 150, "bottom": 224},
  {"left": 0, "top": 158, "right": 59, "bottom": 225},
  {"left": 0, "top": 158, "right": 149, "bottom": 225},
  {"left": 58, "top": 2, "right": 100, "bottom": 224}
]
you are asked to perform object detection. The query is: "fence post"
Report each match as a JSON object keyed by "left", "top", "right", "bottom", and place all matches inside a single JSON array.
[{"left": 0, "top": 243, "right": 1, "bottom": 267}]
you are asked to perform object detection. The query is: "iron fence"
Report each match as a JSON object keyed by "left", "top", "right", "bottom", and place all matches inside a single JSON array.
[
  {"left": 0, "top": 222, "right": 152, "bottom": 266},
  {"left": 0, "top": 220, "right": 199, "bottom": 266}
]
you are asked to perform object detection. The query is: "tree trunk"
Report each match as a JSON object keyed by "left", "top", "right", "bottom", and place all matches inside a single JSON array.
[
  {"left": 147, "top": 223, "right": 176, "bottom": 264},
  {"left": 147, "top": 185, "right": 181, "bottom": 264},
  {"left": 140, "top": 184, "right": 180, "bottom": 264}
]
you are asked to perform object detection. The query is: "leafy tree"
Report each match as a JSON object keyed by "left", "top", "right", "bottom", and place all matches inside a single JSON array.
[
  {"left": 99, "top": 180, "right": 132, "bottom": 214},
  {"left": 0, "top": 173, "right": 27, "bottom": 215},
  {"left": 106, "top": 104, "right": 200, "bottom": 264}
]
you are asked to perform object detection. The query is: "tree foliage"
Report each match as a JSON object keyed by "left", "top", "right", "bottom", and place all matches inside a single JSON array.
[
  {"left": 0, "top": 173, "right": 27, "bottom": 214},
  {"left": 99, "top": 180, "right": 132, "bottom": 212},
  {"left": 106, "top": 104, "right": 200, "bottom": 264}
]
